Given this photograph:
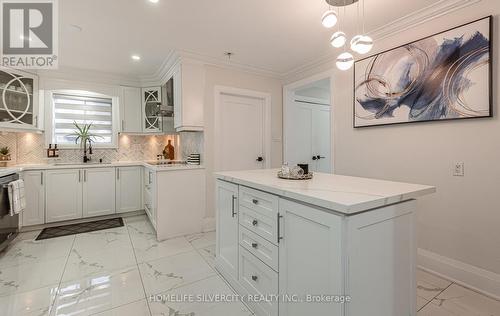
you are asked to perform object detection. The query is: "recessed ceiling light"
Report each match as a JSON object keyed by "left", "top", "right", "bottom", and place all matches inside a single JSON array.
[
  {"left": 131, "top": 55, "right": 141, "bottom": 61},
  {"left": 148, "top": 0, "right": 159, "bottom": 3},
  {"left": 68, "top": 24, "right": 83, "bottom": 32}
]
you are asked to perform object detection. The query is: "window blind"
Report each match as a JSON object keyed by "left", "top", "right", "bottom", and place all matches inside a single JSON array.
[{"left": 52, "top": 93, "right": 113, "bottom": 145}]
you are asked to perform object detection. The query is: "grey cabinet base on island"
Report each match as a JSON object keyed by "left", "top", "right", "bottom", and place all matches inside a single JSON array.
[{"left": 215, "top": 170, "right": 435, "bottom": 316}]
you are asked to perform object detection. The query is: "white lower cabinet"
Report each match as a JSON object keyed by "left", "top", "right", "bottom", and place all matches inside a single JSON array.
[
  {"left": 30, "top": 166, "right": 142, "bottom": 225},
  {"left": 21, "top": 171, "right": 45, "bottom": 226},
  {"left": 240, "top": 247, "right": 278, "bottom": 316},
  {"left": 216, "top": 179, "right": 418, "bottom": 316},
  {"left": 82, "top": 168, "right": 116, "bottom": 218},
  {"left": 215, "top": 180, "right": 239, "bottom": 281},
  {"left": 45, "top": 169, "right": 83, "bottom": 222},
  {"left": 278, "top": 199, "right": 343, "bottom": 316},
  {"left": 144, "top": 169, "right": 156, "bottom": 228},
  {"left": 116, "top": 166, "right": 143, "bottom": 213}
]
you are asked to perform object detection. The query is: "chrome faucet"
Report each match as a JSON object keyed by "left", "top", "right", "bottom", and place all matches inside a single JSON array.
[{"left": 83, "top": 138, "right": 93, "bottom": 163}]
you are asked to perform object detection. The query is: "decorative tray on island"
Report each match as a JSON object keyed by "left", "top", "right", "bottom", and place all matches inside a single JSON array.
[{"left": 277, "top": 170, "right": 314, "bottom": 180}]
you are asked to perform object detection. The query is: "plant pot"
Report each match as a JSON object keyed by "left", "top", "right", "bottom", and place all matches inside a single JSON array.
[{"left": 0, "top": 154, "right": 11, "bottom": 161}]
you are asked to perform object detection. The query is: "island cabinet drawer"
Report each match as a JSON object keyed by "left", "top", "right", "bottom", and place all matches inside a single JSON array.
[
  {"left": 239, "top": 205, "right": 278, "bottom": 244},
  {"left": 239, "top": 186, "right": 278, "bottom": 218},
  {"left": 239, "top": 226, "right": 278, "bottom": 271},
  {"left": 239, "top": 247, "right": 278, "bottom": 316}
]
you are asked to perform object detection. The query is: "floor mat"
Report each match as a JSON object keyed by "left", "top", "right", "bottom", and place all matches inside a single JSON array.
[{"left": 36, "top": 217, "right": 124, "bottom": 240}]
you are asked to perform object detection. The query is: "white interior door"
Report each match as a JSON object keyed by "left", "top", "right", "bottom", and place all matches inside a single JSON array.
[
  {"left": 285, "top": 100, "right": 331, "bottom": 173},
  {"left": 217, "top": 92, "right": 266, "bottom": 171},
  {"left": 312, "top": 105, "right": 331, "bottom": 173}
]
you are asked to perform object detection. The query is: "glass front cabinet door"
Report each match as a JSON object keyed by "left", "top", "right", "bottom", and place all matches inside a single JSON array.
[
  {"left": 0, "top": 67, "right": 40, "bottom": 130},
  {"left": 142, "top": 87, "right": 162, "bottom": 133}
]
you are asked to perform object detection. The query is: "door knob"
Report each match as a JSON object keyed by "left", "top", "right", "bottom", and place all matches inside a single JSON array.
[{"left": 256, "top": 156, "right": 264, "bottom": 162}]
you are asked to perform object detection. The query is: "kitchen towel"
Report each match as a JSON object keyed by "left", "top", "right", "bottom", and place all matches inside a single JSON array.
[{"left": 8, "top": 179, "right": 26, "bottom": 216}]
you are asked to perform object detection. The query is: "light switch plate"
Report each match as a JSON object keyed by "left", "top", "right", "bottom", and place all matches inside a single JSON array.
[{"left": 453, "top": 162, "right": 465, "bottom": 176}]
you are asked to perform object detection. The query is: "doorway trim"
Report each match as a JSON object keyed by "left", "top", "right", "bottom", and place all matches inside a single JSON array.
[
  {"left": 283, "top": 70, "right": 335, "bottom": 173},
  {"left": 214, "top": 86, "right": 272, "bottom": 171}
]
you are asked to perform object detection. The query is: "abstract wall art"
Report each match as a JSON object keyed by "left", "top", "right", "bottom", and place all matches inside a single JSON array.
[{"left": 354, "top": 16, "right": 492, "bottom": 128}]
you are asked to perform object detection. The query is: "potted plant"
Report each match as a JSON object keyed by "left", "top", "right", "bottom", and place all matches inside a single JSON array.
[
  {"left": 67, "top": 122, "right": 103, "bottom": 162},
  {"left": 0, "top": 146, "right": 11, "bottom": 161}
]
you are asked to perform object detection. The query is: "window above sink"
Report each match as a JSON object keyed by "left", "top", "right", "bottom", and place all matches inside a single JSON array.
[{"left": 45, "top": 90, "right": 119, "bottom": 149}]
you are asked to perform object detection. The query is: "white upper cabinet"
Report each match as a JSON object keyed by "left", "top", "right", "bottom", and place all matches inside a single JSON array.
[
  {"left": 142, "top": 87, "right": 162, "bottom": 133},
  {"left": 172, "top": 62, "right": 204, "bottom": 132},
  {"left": 0, "top": 67, "right": 41, "bottom": 131},
  {"left": 120, "top": 86, "right": 142, "bottom": 133}
]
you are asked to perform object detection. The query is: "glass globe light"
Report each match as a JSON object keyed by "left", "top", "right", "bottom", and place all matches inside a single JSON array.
[
  {"left": 336, "top": 52, "right": 354, "bottom": 71},
  {"left": 350, "top": 35, "right": 363, "bottom": 52},
  {"left": 330, "top": 31, "right": 346, "bottom": 48},
  {"left": 352, "top": 35, "right": 373, "bottom": 54},
  {"left": 321, "top": 10, "right": 338, "bottom": 28}
]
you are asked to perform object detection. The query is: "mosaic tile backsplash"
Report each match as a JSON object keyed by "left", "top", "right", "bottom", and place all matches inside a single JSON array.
[{"left": 0, "top": 132, "right": 203, "bottom": 166}]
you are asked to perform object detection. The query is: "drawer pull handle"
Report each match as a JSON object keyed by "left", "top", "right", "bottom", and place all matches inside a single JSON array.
[
  {"left": 252, "top": 219, "right": 258, "bottom": 226},
  {"left": 252, "top": 199, "right": 259, "bottom": 205},
  {"left": 251, "top": 275, "right": 258, "bottom": 281},
  {"left": 231, "top": 195, "right": 237, "bottom": 218},
  {"left": 251, "top": 242, "right": 258, "bottom": 248}
]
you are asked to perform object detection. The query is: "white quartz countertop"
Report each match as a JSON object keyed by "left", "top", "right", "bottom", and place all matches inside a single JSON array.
[
  {"left": 0, "top": 161, "right": 204, "bottom": 176},
  {"left": 215, "top": 169, "right": 436, "bottom": 214}
]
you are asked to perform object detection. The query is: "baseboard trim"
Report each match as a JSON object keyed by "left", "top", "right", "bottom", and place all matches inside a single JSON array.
[
  {"left": 418, "top": 248, "right": 500, "bottom": 300},
  {"left": 202, "top": 217, "right": 215, "bottom": 232}
]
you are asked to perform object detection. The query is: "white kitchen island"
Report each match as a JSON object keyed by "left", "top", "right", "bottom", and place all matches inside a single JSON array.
[{"left": 214, "top": 169, "right": 435, "bottom": 316}]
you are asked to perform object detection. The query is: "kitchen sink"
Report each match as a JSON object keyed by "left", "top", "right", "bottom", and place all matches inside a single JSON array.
[{"left": 53, "top": 162, "right": 112, "bottom": 166}]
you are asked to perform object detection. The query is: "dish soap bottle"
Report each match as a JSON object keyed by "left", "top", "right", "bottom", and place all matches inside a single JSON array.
[{"left": 163, "top": 139, "right": 175, "bottom": 160}]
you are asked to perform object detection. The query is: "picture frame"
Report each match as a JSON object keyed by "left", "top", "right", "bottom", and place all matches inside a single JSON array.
[{"left": 353, "top": 16, "right": 492, "bottom": 128}]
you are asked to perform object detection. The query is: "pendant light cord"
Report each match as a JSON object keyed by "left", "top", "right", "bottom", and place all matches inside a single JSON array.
[
  {"left": 343, "top": 0, "right": 347, "bottom": 52},
  {"left": 362, "top": 0, "right": 366, "bottom": 34}
]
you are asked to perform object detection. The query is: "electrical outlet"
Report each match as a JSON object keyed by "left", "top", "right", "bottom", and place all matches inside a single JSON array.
[{"left": 453, "top": 162, "right": 465, "bottom": 177}]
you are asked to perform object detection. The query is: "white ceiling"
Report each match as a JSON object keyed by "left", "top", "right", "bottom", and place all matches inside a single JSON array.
[{"left": 59, "top": 0, "right": 441, "bottom": 78}]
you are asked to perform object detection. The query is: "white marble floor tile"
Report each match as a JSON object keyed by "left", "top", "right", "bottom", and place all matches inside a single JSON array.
[
  {"left": 149, "top": 275, "right": 252, "bottom": 316},
  {"left": 52, "top": 267, "right": 145, "bottom": 316},
  {"left": 62, "top": 245, "right": 137, "bottom": 282},
  {"left": 0, "top": 284, "right": 58, "bottom": 316},
  {"left": 91, "top": 299, "right": 151, "bottom": 316},
  {"left": 131, "top": 234, "right": 194, "bottom": 263},
  {"left": 417, "top": 295, "right": 430, "bottom": 311},
  {"left": 72, "top": 227, "right": 132, "bottom": 256},
  {"left": 430, "top": 283, "right": 500, "bottom": 316},
  {"left": 418, "top": 302, "right": 456, "bottom": 316},
  {"left": 0, "top": 235, "right": 74, "bottom": 268},
  {"left": 139, "top": 251, "right": 215, "bottom": 296},
  {"left": 123, "top": 215, "right": 148, "bottom": 225},
  {"left": 126, "top": 219, "right": 156, "bottom": 238},
  {"left": 417, "top": 270, "right": 452, "bottom": 301},
  {"left": 197, "top": 244, "right": 216, "bottom": 268},
  {"left": 0, "top": 257, "right": 67, "bottom": 297},
  {"left": 185, "top": 231, "right": 216, "bottom": 249},
  {"left": 14, "top": 230, "right": 42, "bottom": 242}
]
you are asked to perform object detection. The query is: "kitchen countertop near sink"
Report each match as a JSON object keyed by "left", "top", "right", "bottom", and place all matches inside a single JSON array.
[{"left": 0, "top": 161, "right": 204, "bottom": 176}]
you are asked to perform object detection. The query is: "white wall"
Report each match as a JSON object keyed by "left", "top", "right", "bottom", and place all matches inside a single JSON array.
[
  {"left": 203, "top": 65, "right": 283, "bottom": 221},
  {"left": 285, "top": 0, "right": 500, "bottom": 295}
]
